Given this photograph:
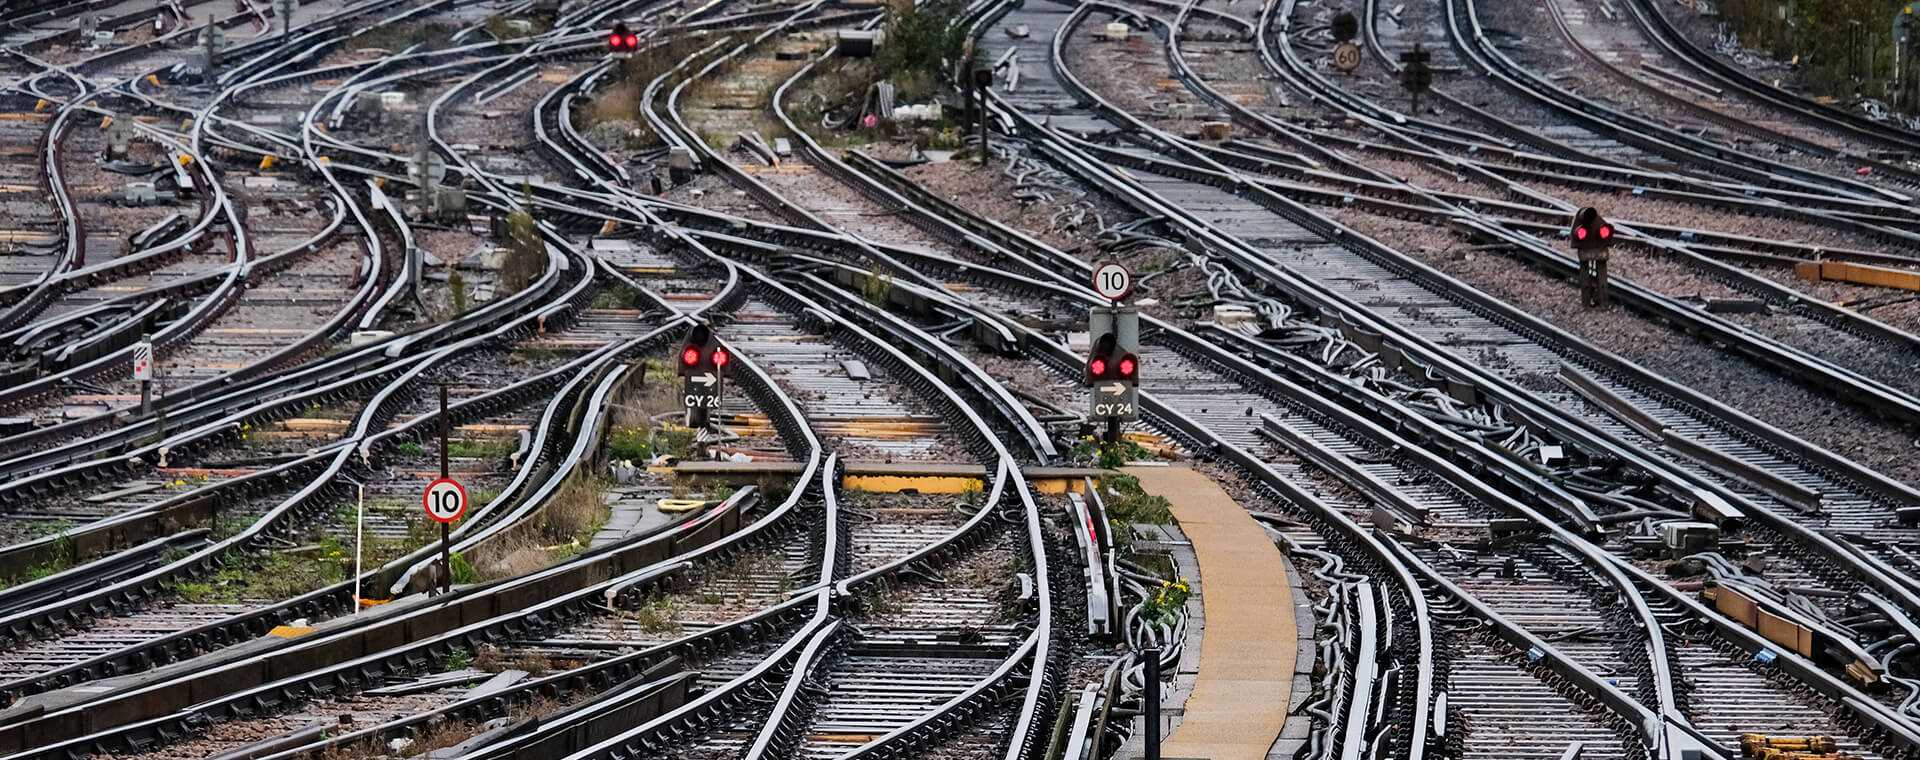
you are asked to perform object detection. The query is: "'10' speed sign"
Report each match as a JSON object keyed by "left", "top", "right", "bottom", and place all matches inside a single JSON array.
[
  {"left": 423, "top": 477, "right": 468, "bottom": 523},
  {"left": 1093, "top": 262, "right": 1132, "bottom": 302}
]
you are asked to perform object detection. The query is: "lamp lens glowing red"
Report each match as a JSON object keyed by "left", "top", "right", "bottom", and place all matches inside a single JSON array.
[
  {"left": 1089, "top": 357, "right": 1107, "bottom": 376},
  {"left": 1118, "top": 355, "right": 1136, "bottom": 377},
  {"left": 682, "top": 346, "right": 700, "bottom": 366},
  {"left": 1574, "top": 227, "right": 1587, "bottom": 240},
  {"left": 712, "top": 347, "right": 729, "bottom": 368},
  {"left": 1598, "top": 225, "right": 1612, "bottom": 239}
]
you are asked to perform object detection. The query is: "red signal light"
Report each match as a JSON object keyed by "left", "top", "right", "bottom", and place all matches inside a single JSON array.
[
  {"left": 711, "top": 347, "right": 729, "bottom": 368},
  {"left": 1574, "top": 227, "right": 1587, "bottom": 241},
  {"left": 624, "top": 33, "right": 638, "bottom": 49},
  {"left": 608, "top": 33, "right": 621, "bottom": 47},
  {"left": 681, "top": 346, "right": 701, "bottom": 366},
  {"left": 1598, "top": 224, "right": 1612, "bottom": 240},
  {"left": 1089, "top": 357, "right": 1107, "bottom": 377},
  {"left": 1117, "top": 354, "right": 1136, "bottom": 378}
]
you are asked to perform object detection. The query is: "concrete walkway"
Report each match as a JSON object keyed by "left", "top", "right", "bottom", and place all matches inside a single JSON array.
[{"left": 1128, "top": 465, "right": 1297, "bottom": 760}]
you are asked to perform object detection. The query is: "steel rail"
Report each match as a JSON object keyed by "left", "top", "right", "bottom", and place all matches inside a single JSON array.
[{"left": 992, "top": 4, "right": 1920, "bottom": 747}]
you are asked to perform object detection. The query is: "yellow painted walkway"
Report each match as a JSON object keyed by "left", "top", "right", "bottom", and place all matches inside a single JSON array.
[{"left": 1129, "top": 465, "right": 1297, "bottom": 760}]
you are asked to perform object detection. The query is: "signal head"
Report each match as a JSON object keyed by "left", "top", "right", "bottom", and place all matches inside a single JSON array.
[{"left": 1570, "top": 206, "right": 1614, "bottom": 251}]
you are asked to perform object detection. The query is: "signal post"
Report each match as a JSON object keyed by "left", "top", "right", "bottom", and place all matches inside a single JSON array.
[
  {"left": 1570, "top": 206, "right": 1616, "bottom": 308},
  {"left": 678, "top": 323, "right": 730, "bottom": 431},
  {"left": 1087, "top": 263, "right": 1141, "bottom": 445}
]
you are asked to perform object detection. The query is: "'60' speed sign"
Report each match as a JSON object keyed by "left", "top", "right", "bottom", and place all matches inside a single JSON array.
[{"left": 423, "top": 477, "right": 468, "bottom": 524}]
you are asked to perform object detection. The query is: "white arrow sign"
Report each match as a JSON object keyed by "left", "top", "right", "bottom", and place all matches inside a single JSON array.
[
  {"left": 1100, "top": 382, "right": 1126, "bottom": 394},
  {"left": 691, "top": 372, "right": 717, "bottom": 387}
]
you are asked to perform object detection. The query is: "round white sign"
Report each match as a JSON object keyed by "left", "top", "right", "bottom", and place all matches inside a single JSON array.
[
  {"left": 422, "top": 477, "right": 468, "bottom": 524},
  {"left": 1093, "top": 262, "right": 1133, "bottom": 302}
]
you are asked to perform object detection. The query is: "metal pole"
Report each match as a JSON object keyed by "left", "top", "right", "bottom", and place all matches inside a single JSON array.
[
  {"left": 352, "top": 483, "right": 364, "bottom": 612},
  {"left": 977, "top": 84, "right": 989, "bottom": 166},
  {"left": 140, "top": 377, "right": 152, "bottom": 416},
  {"left": 438, "top": 382, "right": 451, "bottom": 594},
  {"left": 1143, "top": 646, "right": 1161, "bottom": 760}
]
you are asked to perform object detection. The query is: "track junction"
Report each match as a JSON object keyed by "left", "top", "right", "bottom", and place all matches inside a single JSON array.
[{"left": 5, "top": 0, "right": 1920, "bottom": 759}]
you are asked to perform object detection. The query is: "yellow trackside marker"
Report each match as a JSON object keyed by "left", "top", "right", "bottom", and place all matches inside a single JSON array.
[
  {"left": 258, "top": 154, "right": 276, "bottom": 170},
  {"left": 99, "top": 115, "right": 112, "bottom": 128},
  {"left": 841, "top": 474, "right": 984, "bottom": 494},
  {"left": 147, "top": 74, "right": 161, "bottom": 87},
  {"left": 269, "top": 625, "right": 316, "bottom": 638},
  {"left": 34, "top": 100, "right": 47, "bottom": 112},
  {"left": 317, "top": 156, "right": 331, "bottom": 165},
  {"left": 373, "top": 176, "right": 385, "bottom": 189},
  {"left": 359, "top": 597, "right": 392, "bottom": 607},
  {"left": 600, "top": 219, "right": 617, "bottom": 234},
  {"left": 176, "top": 153, "right": 193, "bottom": 166}
]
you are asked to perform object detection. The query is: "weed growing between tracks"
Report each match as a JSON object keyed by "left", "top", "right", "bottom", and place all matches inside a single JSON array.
[
  {"left": 174, "top": 516, "right": 433, "bottom": 604},
  {"left": 465, "top": 473, "right": 612, "bottom": 580},
  {"left": 1100, "top": 474, "right": 1173, "bottom": 524}
]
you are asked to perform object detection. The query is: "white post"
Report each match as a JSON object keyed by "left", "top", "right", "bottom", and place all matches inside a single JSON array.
[{"left": 352, "top": 484, "right": 365, "bottom": 612}]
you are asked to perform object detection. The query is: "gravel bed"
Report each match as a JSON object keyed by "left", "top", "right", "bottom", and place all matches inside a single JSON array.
[{"left": 1337, "top": 208, "right": 1920, "bottom": 487}]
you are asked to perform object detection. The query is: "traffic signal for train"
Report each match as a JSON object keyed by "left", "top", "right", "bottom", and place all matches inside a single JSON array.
[
  {"left": 677, "top": 323, "right": 729, "bottom": 379},
  {"left": 608, "top": 22, "right": 639, "bottom": 53},
  {"left": 1086, "top": 332, "right": 1138, "bottom": 387},
  {"left": 1570, "top": 206, "right": 1614, "bottom": 251}
]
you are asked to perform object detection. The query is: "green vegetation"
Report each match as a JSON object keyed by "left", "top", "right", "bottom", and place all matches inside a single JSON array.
[
  {"left": 1067, "top": 437, "right": 1152, "bottom": 469},
  {"left": 1714, "top": 0, "right": 1896, "bottom": 106},
  {"left": 448, "top": 437, "right": 516, "bottom": 460},
  {"left": 876, "top": 0, "right": 968, "bottom": 100},
  {"left": 210, "top": 514, "right": 254, "bottom": 539},
  {"left": 395, "top": 440, "right": 427, "bottom": 458},
  {"left": 450, "top": 551, "right": 480, "bottom": 584},
  {"left": 511, "top": 346, "right": 564, "bottom": 364},
  {"left": 448, "top": 268, "right": 470, "bottom": 316},
  {"left": 624, "top": 594, "right": 681, "bottom": 633},
  {"left": 1141, "top": 577, "right": 1191, "bottom": 623},
  {"left": 463, "top": 474, "right": 609, "bottom": 582},
  {"left": 607, "top": 425, "right": 653, "bottom": 462},
  {"left": 651, "top": 425, "right": 696, "bottom": 461},
  {"left": 444, "top": 647, "right": 473, "bottom": 670},
  {"left": 352, "top": 21, "right": 458, "bottom": 52},
  {"left": 1102, "top": 473, "right": 1173, "bottom": 524},
  {"left": 591, "top": 287, "right": 640, "bottom": 310},
  {"left": 173, "top": 511, "right": 436, "bottom": 604},
  {"left": 501, "top": 198, "right": 545, "bottom": 295},
  {"left": 862, "top": 267, "right": 894, "bottom": 307}
]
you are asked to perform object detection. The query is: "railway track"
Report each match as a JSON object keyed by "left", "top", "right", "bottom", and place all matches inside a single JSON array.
[{"left": 0, "top": 0, "right": 1918, "bottom": 758}]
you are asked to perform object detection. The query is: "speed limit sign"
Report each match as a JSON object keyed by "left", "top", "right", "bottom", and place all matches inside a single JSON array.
[
  {"left": 422, "top": 477, "right": 468, "bottom": 524},
  {"left": 1332, "top": 41, "right": 1362, "bottom": 73},
  {"left": 1092, "top": 262, "right": 1133, "bottom": 302}
]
